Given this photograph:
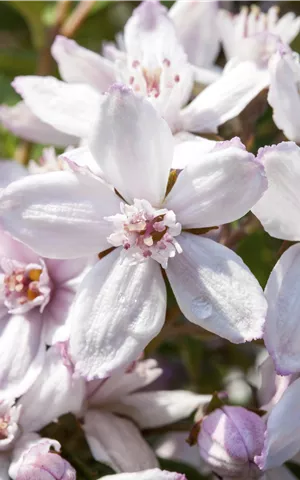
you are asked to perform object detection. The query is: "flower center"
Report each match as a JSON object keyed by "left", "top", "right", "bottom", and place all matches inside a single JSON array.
[
  {"left": 128, "top": 58, "right": 180, "bottom": 98},
  {"left": 105, "top": 199, "right": 182, "bottom": 268},
  {"left": 2, "top": 259, "right": 51, "bottom": 314},
  {"left": 0, "top": 415, "right": 9, "bottom": 440}
]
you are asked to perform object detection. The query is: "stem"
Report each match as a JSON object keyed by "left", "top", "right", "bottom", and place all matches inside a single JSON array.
[{"left": 60, "top": 1, "right": 96, "bottom": 38}]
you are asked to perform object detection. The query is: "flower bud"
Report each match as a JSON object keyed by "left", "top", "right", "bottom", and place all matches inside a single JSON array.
[
  {"left": 16, "top": 439, "right": 76, "bottom": 480},
  {"left": 198, "top": 406, "right": 265, "bottom": 479}
]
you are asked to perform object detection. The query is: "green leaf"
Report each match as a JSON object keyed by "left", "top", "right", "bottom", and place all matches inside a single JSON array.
[{"left": 9, "top": 1, "right": 47, "bottom": 49}]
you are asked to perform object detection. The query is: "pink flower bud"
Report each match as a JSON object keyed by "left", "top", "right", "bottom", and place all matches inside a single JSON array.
[
  {"left": 198, "top": 406, "right": 266, "bottom": 479},
  {"left": 16, "top": 440, "right": 76, "bottom": 480}
]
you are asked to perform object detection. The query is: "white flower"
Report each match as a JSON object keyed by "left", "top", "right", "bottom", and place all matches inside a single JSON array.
[
  {"left": 218, "top": 5, "right": 300, "bottom": 67},
  {"left": 252, "top": 141, "right": 300, "bottom": 375},
  {"left": 82, "top": 358, "right": 210, "bottom": 472},
  {"left": 0, "top": 85, "right": 267, "bottom": 379},
  {"left": 3, "top": 1, "right": 268, "bottom": 144}
]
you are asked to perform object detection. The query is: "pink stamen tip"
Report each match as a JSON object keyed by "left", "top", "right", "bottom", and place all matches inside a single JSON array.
[
  {"left": 163, "top": 58, "right": 171, "bottom": 67},
  {"left": 132, "top": 60, "right": 140, "bottom": 68},
  {"left": 174, "top": 75, "right": 180, "bottom": 83}
]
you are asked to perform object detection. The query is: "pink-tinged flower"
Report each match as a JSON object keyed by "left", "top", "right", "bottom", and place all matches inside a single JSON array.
[
  {"left": 99, "top": 469, "right": 186, "bottom": 480},
  {"left": 10, "top": 437, "right": 75, "bottom": 480},
  {"left": 198, "top": 406, "right": 266, "bottom": 479},
  {"left": 197, "top": 384, "right": 300, "bottom": 480},
  {"left": 218, "top": 5, "right": 300, "bottom": 66},
  {"left": 6, "top": 1, "right": 268, "bottom": 144},
  {"left": 267, "top": 49, "right": 300, "bottom": 142},
  {"left": 251, "top": 142, "right": 300, "bottom": 375},
  {"left": 82, "top": 358, "right": 210, "bottom": 472},
  {"left": 0, "top": 345, "right": 85, "bottom": 478},
  {"left": 0, "top": 85, "right": 268, "bottom": 379}
]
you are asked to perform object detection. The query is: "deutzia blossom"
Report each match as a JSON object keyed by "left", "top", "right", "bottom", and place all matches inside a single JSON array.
[
  {"left": 3, "top": 1, "right": 269, "bottom": 143},
  {"left": 82, "top": 358, "right": 211, "bottom": 472},
  {"left": 196, "top": 359, "right": 300, "bottom": 480},
  {"left": 267, "top": 48, "right": 300, "bottom": 142},
  {"left": 251, "top": 142, "right": 300, "bottom": 375},
  {"left": 218, "top": 5, "right": 300, "bottom": 69},
  {"left": 0, "top": 345, "right": 84, "bottom": 479},
  {"left": 0, "top": 85, "right": 268, "bottom": 379},
  {"left": 0, "top": 162, "right": 86, "bottom": 398}
]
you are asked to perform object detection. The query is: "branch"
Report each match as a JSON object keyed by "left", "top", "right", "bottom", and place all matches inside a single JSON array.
[{"left": 60, "top": 1, "right": 96, "bottom": 38}]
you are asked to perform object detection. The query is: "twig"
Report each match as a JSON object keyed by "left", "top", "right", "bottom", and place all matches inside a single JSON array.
[{"left": 60, "top": 1, "right": 96, "bottom": 38}]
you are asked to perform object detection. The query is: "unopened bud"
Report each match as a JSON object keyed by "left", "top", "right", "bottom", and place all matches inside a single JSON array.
[
  {"left": 197, "top": 406, "right": 265, "bottom": 479},
  {"left": 16, "top": 440, "right": 76, "bottom": 480}
]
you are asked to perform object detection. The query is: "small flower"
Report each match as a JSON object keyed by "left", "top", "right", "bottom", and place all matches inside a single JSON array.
[{"left": 0, "top": 85, "right": 267, "bottom": 379}]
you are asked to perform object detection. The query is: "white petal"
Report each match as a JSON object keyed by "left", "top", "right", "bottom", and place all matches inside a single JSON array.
[
  {"left": 52, "top": 35, "right": 116, "bottom": 92},
  {"left": 172, "top": 137, "right": 216, "bottom": 169},
  {"left": 264, "top": 243, "right": 300, "bottom": 375},
  {"left": 192, "top": 65, "right": 222, "bottom": 85},
  {"left": 42, "top": 288, "right": 74, "bottom": 345},
  {"left": 275, "top": 12, "right": 300, "bottom": 45},
  {"left": 0, "top": 102, "right": 77, "bottom": 147},
  {"left": 124, "top": 1, "right": 184, "bottom": 71},
  {"left": 258, "top": 355, "right": 292, "bottom": 410},
  {"left": 167, "top": 233, "right": 267, "bottom": 343},
  {"left": 169, "top": 0, "right": 220, "bottom": 68},
  {"left": 0, "top": 160, "right": 27, "bottom": 188},
  {"left": 156, "top": 432, "right": 204, "bottom": 471},
  {"left": 19, "top": 344, "right": 85, "bottom": 432},
  {"left": 0, "top": 453, "right": 10, "bottom": 480},
  {"left": 114, "top": 390, "right": 211, "bottom": 429},
  {"left": 255, "top": 377, "right": 300, "bottom": 470},
  {"left": 101, "top": 469, "right": 186, "bottom": 480},
  {"left": 166, "top": 139, "right": 267, "bottom": 228},
  {"left": 89, "top": 84, "right": 174, "bottom": 206},
  {"left": 88, "top": 359, "right": 162, "bottom": 405},
  {"left": 180, "top": 61, "right": 269, "bottom": 133},
  {"left": 268, "top": 51, "right": 300, "bottom": 143},
  {"left": 265, "top": 466, "right": 298, "bottom": 480},
  {"left": 0, "top": 312, "right": 44, "bottom": 399},
  {"left": 60, "top": 145, "right": 103, "bottom": 178},
  {"left": 84, "top": 410, "right": 158, "bottom": 472},
  {"left": 69, "top": 249, "right": 166, "bottom": 379},
  {"left": 0, "top": 170, "right": 120, "bottom": 258},
  {"left": 12, "top": 76, "right": 101, "bottom": 138},
  {"left": 252, "top": 142, "right": 300, "bottom": 240}
]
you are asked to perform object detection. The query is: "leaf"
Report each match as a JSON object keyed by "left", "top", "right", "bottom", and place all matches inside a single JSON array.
[{"left": 9, "top": 1, "right": 47, "bottom": 49}]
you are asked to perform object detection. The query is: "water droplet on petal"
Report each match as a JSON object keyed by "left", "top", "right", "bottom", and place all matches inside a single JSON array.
[{"left": 191, "top": 297, "right": 212, "bottom": 320}]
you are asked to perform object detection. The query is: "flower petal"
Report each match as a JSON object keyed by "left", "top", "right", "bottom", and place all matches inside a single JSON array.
[
  {"left": 89, "top": 84, "right": 174, "bottom": 206},
  {"left": 252, "top": 142, "right": 300, "bottom": 241},
  {"left": 19, "top": 344, "right": 85, "bottom": 432},
  {"left": 60, "top": 145, "right": 103, "bottom": 178},
  {"left": 0, "top": 102, "right": 77, "bottom": 147},
  {"left": 169, "top": 0, "right": 220, "bottom": 68},
  {"left": 268, "top": 51, "right": 300, "bottom": 143},
  {"left": 166, "top": 233, "right": 267, "bottom": 343},
  {"left": 42, "top": 288, "right": 74, "bottom": 345},
  {"left": 114, "top": 390, "right": 211, "bottom": 429},
  {"left": 52, "top": 35, "right": 116, "bottom": 92},
  {"left": 165, "top": 138, "right": 266, "bottom": 228},
  {"left": 84, "top": 410, "right": 158, "bottom": 472},
  {"left": 0, "top": 311, "right": 44, "bottom": 399},
  {"left": 172, "top": 137, "right": 217, "bottom": 169},
  {"left": 88, "top": 359, "right": 163, "bottom": 405},
  {"left": 101, "top": 469, "right": 186, "bottom": 480},
  {"left": 180, "top": 61, "right": 269, "bottom": 133},
  {"left": 69, "top": 249, "right": 166, "bottom": 380},
  {"left": 0, "top": 171, "right": 120, "bottom": 258},
  {"left": 275, "top": 12, "right": 300, "bottom": 45},
  {"left": 255, "top": 377, "right": 300, "bottom": 470},
  {"left": 264, "top": 243, "right": 300, "bottom": 375},
  {"left": 12, "top": 76, "right": 101, "bottom": 138}
]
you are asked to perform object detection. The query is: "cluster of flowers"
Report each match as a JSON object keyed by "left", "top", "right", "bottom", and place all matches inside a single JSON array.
[{"left": 1, "top": 0, "right": 300, "bottom": 479}]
